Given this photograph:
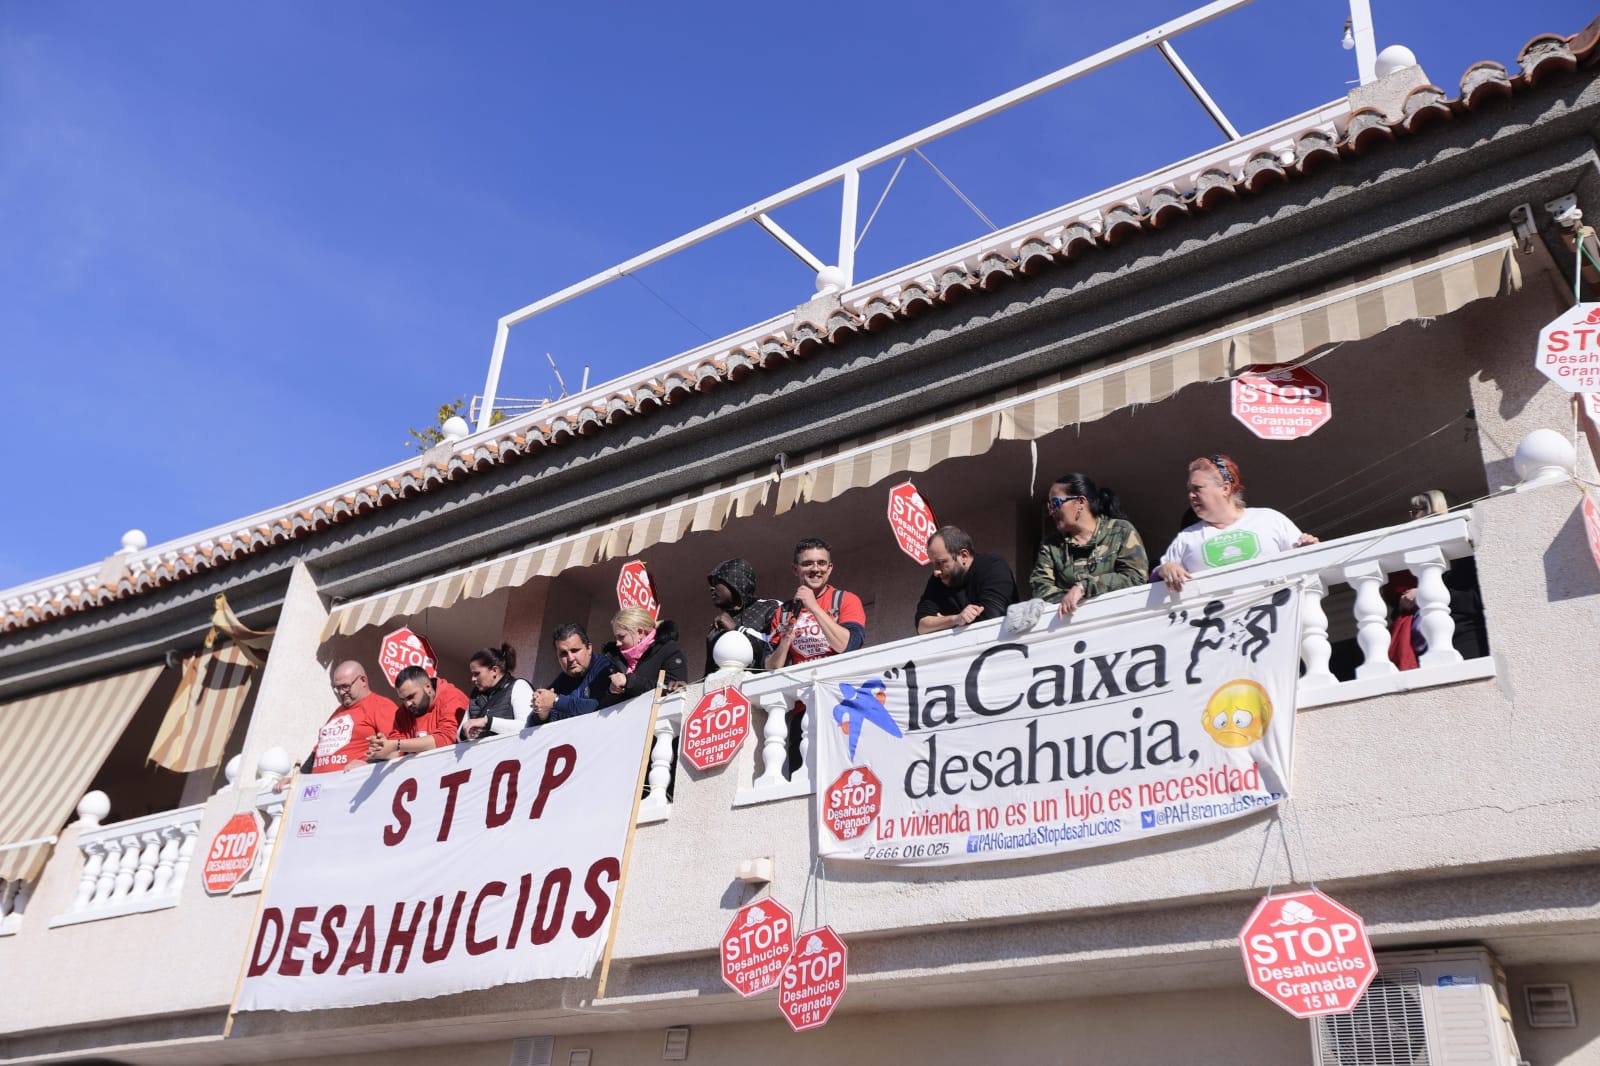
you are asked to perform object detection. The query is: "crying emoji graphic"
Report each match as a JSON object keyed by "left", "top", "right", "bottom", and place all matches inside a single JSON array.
[{"left": 1202, "top": 679, "right": 1272, "bottom": 748}]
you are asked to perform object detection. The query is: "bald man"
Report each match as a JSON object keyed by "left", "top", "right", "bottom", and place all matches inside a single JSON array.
[{"left": 305, "top": 660, "right": 406, "bottom": 774}]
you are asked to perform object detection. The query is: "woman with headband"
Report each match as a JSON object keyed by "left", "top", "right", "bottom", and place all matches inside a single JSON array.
[{"left": 1155, "top": 454, "right": 1318, "bottom": 593}]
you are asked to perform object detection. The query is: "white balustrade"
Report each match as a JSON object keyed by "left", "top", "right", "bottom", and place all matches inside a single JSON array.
[
  {"left": 730, "top": 511, "right": 1494, "bottom": 801},
  {"left": 50, "top": 794, "right": 205, "bottom": 927}
]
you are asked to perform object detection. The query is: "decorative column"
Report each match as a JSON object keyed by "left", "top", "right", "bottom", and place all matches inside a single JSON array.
[
  {"left": 1299, "top": 577, "right": 1337, "bottom": 689},
  {"left": 1405, "top": 547, "right": 1463, "bottom": 668},
  {"left": 1344, "top": 562, "right": 1397, "bottom": 679},
  {"left": 754, "top": 692, "right": 791, "bottom": 787},
  {"left": 640, "top": 713, "right": 677, "bottom": 812}
]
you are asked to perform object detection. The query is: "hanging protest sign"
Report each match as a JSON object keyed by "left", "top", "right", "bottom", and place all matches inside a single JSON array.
[
  {"left": 378, "top": 628, "right": 438, "bottom": 685},
  {"left": 1240, "top": 888, "right": 1377, "bottom": 1018},
  {"left": 233, "top": 696, "right": 653, "bottom": 1012},
  {"left": 809, "top": 587, "right": 1299, "bottom": 865},
  {"left": 617, "top": 560, "right": 660, "bottom": 620},
  {"left": 1537, "top": 305, "right": 1600, "bottom": 391},
  {"left": 887, "top": 482, "right": 938, "bottom": 565}
]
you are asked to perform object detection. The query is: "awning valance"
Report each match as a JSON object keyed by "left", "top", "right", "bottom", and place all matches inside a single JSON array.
[
  {"left": 777, "top": 229, "right": 1520, "bottom": 510},
  {"left": 322, "top": 477, "right": 771, "bottom": 638},
  {"left": 0, "top": 664, "right": 164, "bottom": 882},
  {"left": 320, "top": 229, "right": 1517, "bottom": 641}
]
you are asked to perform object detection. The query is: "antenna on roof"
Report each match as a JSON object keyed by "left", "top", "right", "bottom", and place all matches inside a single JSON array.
[{"left": 546, "top": 352, "right": 569, "bottom": 398}]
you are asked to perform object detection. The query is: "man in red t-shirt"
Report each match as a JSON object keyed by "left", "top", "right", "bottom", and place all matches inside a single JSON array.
[
  {"left": 369, "top": 666, "right": 469, "bottom": 760},
  {"left": 766, "top": 537, "right": 867, "bottom": 669},
  {"left": 306, "top": 661, "right": 406, "bottom": 774}
]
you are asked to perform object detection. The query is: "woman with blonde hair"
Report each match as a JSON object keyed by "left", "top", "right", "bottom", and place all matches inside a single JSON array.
[
  {"left": 1156, "top": 454, "right": 1318, "bottom": 593},
  {"left": 599, "top": 606, "right": 688, "bottom": 707}
]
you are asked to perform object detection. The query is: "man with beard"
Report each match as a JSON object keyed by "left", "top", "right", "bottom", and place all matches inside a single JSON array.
[
  {"left": 914, "top": 527, "right": 1018, "bottom": 634},
  {"left": 368, "top": 666, "right": 470, "bottom": 759}
]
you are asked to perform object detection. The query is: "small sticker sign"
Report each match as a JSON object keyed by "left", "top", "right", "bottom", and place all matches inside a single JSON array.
[
  {"left": 616, "top": 560, "right": 660, "bottom": 619},
  {"left": 201, "top": 812, "right": 261, "bottom": 895},
  {"left": 721, "top": 898, "right": 795, "bottom": 998},
  {"left": 1239, "top": 888, "right": 1377, "bottom": 1018},
  {"left": 378, "top": 627, "right": 438, "bottom": 686},
  {"left": 1231, "top": 365, "right": 1332, "bottom": 440},
  {"left": 681, "top": 687, "right": 752, "bottom": 771},
  {"left": 777, "top": 926, "right": 848, "bottom": 1031},
  {"left": 1536, "top": 305, "right": 1600, "bottom": 391},
  {"left": 887, "top": 482, "right": 938, "bottom": 565}
]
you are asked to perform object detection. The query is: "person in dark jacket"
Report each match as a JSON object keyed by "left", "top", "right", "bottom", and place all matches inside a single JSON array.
[
  {"left": 705, "top": 558, "right": 779, "bottom": 674},
  {"left": 530, "top": 623, "right": 610, "bottom": 725},
  {"left": 600, "top": 607, "right": 689, "bottom": 707},
  {"left": 460, "top": 644, "right": 533, "bottom": 740},
  {"left": 915, "top": 526, "right": 1019, "bottom": 633}
]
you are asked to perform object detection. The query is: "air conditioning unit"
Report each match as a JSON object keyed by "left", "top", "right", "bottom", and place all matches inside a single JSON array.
[{"left": 1310, "top": 946, "right": 1524, "bottom": 1066}]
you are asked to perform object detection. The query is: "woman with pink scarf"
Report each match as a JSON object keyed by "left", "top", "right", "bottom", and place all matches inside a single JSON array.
[{"left": 599, "top": 606, "right": 688, "bottom": 707}]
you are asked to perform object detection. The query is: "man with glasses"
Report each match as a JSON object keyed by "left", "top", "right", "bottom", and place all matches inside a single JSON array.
[
  {"left": 766, "top": 538, "right": 867, "bottom": 670},
  {"left": 306, "top": 661, "right": 406, "bottom": 774}
]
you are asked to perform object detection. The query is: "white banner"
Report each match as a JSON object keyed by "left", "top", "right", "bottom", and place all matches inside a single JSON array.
[
  {"left": 235, "top": 696, "right": 653, "bottom": 1011},
  {"left": 812, "top": 587, "right": 1300, "bottom": 865}
]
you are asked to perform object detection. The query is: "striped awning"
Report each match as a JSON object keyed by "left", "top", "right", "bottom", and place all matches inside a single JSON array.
[
  {"left": 0, "top": 665, "right": 164, "bottom": 882},
  {"left": 322, "top": 477, "right": 772, "bottom": 639},
  {"left": 320, "top": 229, "right": 1517, "bottom": 640},
  {"left": 773, "top": 229, "right": 1520, "bottom": 511},
  {"left": 146, "top": 644, "right": 257, "bottom": 774}
]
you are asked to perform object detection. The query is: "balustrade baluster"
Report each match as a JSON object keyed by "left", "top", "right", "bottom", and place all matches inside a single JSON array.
[
  {"left": 171, "top": 824, "right": 199, "bottom": 895},
  {"left": 1299, "top": 577, "right": 1336, "bottom": 688},
  {"left": 151, "top": 826, "right": 182, "bottom": 898},
  {"left": 110, "top": 834, "right": 141, "bottom": 900},
  {"left": 1406, "top": 547, "right": 1463, "bottom": 668},
  {"left": 131, "top": 831, "right": 161, "bottom": 898},
  {"left": 795, "top": 700, "right": 812, "bottom": 782},
  {"left": 250, "top": 798, "right": 285, "bottom": 883},
  {"left": 641, "top": 714, "right": 676, "bottom": 810},
  {"left": 93, "top": 839, "right": 121, "bottom": 905},
  {"left": 754, "top": 693, "right": 790, "bottom": 786},
  {"left": 72, "top": 844, "right": 104, "bottom": 913},
  {"left": 1345, "top": 562, "right": 1398, "bottom": 679}
]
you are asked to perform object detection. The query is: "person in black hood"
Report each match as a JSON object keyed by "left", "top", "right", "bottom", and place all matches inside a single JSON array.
[
  {"left": 598, "top": 607, "right": 689, "bottom": 707},
  {"left": 705, "top": 558, "right": 780, "bottom": 675}
]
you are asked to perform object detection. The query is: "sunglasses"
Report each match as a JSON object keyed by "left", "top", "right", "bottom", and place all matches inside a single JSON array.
[{"left": 1046, "top": 495, "right": 1083, "bottom": 511}]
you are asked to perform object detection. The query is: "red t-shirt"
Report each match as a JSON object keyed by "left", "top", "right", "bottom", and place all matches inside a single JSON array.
[
  {"left": 311, "top": 692, "right": 405, "bottom": 773},
  {"left": 771, "top": 586, "right": 866, "bottom": 664},
  {"left": 402, "top": 678, "right": 468, "bottom": 749}
]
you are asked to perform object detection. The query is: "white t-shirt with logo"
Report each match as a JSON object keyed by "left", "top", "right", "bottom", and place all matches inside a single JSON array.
[{"left": 1159, "top": 507, "right": 1304, "bottom": 574}]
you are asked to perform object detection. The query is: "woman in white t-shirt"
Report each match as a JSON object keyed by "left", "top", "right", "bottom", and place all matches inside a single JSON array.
[{"left": 1156, "top": 454, "right": 1318, "bottom": 593}]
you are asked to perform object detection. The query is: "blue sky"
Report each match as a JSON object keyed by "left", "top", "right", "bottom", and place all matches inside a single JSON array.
[{"left": 0, "top": 0, "right": 1588, "bottom": 589}]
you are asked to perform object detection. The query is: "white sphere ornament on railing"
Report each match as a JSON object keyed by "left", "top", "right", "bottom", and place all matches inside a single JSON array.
[
  {"left": 1374, "top": 44, "right": 1418, "bottom": 78},
  {"left": 256, "top": 746, "right": 293, "bottom": 785},
  {"left": 712, "top": 631, "right": 756, "bottom": 671},
  {"left": 1513, "top": 428, "right": 1576, "bottom": 491},
  {"left": 441, "top": 416, "right": 470, "bottom": 443},
  {"left": 119, "top": 529, "right": 147, "bottom": 554},
  {"left": 815, "top": 265, "right": 847, "bottom": 295},
  {"left": 77, "top": 790, "right": 111, "bottom": 827}
]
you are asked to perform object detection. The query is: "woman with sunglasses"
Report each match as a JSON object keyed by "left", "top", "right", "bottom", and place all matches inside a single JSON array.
[
  {"left": 1029, "top": 473, "right": 1150, "bottom": 619},
  {"left": 1156, "top": 454, "right": 1317, "bottom": 594}
]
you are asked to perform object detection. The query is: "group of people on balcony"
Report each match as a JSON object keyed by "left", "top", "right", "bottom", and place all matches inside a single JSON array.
[{"left": 286, "top": 452, "right": 1482, "bottom": 782}]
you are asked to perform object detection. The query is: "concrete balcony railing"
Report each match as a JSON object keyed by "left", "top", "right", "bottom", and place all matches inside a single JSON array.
[
  {"left": 731, "top": 509, "right": 1489, "bottom": 805},
  {"left": 47, "top": 793, "right": 205, "bottom": 928}
]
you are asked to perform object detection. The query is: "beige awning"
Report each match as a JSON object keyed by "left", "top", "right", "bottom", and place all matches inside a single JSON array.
[
  {"left": 146, "top": 644, "right": 256, "bottom": 774},
  {"left": 323, "top": 477, "right": 772, "bottom": 639},
  {"left": 321, "top": 229, "right": 1517, "bottom": 639},
  {"left": 777, "top": 229, "right": 1520, "bottom": 511},
  {"left": 0, "top": 664, "right": 164, "bottom": 882}
]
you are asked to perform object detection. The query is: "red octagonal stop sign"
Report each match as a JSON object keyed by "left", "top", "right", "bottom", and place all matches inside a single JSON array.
[
  {"left": 1536, "top": 304, "right": 1600, "bottom": 392},
  {"left": 378, "top": 627, "right": 438, "bottom": 686},
  {"left": 1231, "top": 365, "right": 1332, "bottom": 440},
  {"left": 721, "top": 898, "right": 795, "bottom": 997},
  {"left": 887, "top": 481, "right": 938, "bottom": 565},
  {"left": 1239, "top": 888, "right": 1377, "bottom": 1018},
  {"left": 616, "top": 559, "right": 660, "bottom": 619},
  {"left": 822, "top": 767, "right": 882, "bottom": 841},
  {"left": 778, "top": 925, "right": 848, "bottom": 1031},
  {"left": 681, "top": 687, "right": 751, "bottom": 771},
  {"left": 202, "top": 812, "right": 261, "bottom": 896}
]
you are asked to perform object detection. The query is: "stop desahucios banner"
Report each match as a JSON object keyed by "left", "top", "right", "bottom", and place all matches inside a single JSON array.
[
  {"left": 811, "top": 586, "right": 1299, "bottom": 865},
  {"left": 234, "top": 695, "right": 653, "bottom": 1011}
]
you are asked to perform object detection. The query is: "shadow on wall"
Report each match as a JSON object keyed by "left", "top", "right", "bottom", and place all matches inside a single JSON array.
[{"left": 1544, "top": 497, "right": 1600, "bottom": 602}]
